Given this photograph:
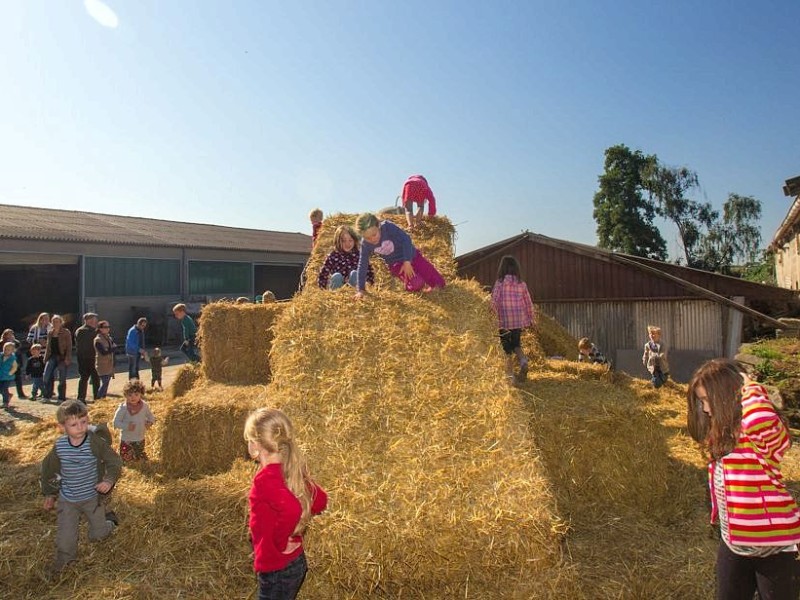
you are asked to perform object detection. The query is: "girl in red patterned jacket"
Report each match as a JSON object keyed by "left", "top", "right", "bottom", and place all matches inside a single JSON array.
[
  {"left": 687, "top": 359, "right": 800, "bottom": 600},
  {"left": 244, "top": 408, "right": 328, "bottom": 600}
]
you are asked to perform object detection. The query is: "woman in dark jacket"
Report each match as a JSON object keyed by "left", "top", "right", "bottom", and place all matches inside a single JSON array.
[{"left": 43, "top": 315, "right": 72, "bottom": 402}]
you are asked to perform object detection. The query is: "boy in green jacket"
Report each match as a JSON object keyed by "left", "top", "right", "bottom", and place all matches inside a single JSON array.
[{"left": 41, "top": 400, "right": 122, "bottom": 576}]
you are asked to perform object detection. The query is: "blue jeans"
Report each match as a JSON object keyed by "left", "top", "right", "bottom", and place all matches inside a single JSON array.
[
  {"left": 98, "top": 375, "right": 112, "bottom": 399},
  {"left": 0, "top": 380, "right": 11, "bottom": 406},
  {"left": 257, "top": 553, "right": 307, "bottom": 600},
  {"left": 651, "top": 369, "right": 668, "bottom": 389},
  {"left": 329, "top": 270, "right": 358, "bottom": 290},
  {"left": 127, "top": 354, "right": 141, "bottom": 380},
  {"left": 43, "top": 358, "right": 68, "bottom": 399},
  {"left": 30, "top": 376, "right": 44, "bottom": 398},
  {"left": 181, "top": 337, "right": 200, "bottom": 362}
]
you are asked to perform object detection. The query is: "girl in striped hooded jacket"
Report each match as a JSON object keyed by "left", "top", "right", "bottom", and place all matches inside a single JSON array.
[{"left": 687, "top": 358, "right": 800, "bottom": 599}]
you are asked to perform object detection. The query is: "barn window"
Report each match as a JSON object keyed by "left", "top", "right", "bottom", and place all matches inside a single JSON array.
[
  {"left": 189, "top": 261, "right": 251, "bottom": 295},
  {"left": 85, "top": 257, "right": 180, "bottom": 296}
]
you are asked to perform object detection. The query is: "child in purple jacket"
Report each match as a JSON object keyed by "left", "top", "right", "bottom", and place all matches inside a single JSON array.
[{"left": 354, "top": 213, "right": 445, "bottom": 298}]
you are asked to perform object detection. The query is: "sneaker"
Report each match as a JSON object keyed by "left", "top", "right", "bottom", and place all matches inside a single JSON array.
[{"left": 105, "top": 511, "right": 119, "bottom": 527}]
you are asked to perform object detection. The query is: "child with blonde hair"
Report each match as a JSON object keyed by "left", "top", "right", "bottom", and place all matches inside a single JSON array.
[
  {"left": 309, "top": 208, "right": 323, "bottom": 248},
  {"left": 687, "top": 360, "right": 800, "bottom": 598},
  {"left": 149, "top": 347, "right": 169, "bottom": 391},
  {"left": 642, "top": 325, "right": 669, "bottom": 388},
  {"left": 40, "top": 400, "right": 121, "bottom": 576},
  {"left": 0, "top": 341, "right": 19, "bottom": 408},
  {"left": 354, "top": 212, "right": 445, "bottom": 298},
  {"left": 112, "top": 380, "right": 156, "bottom": 462},
  {"left": 491, "top": 255, "right": 534, "bottom": 383},
  {"left": 244, "top": 408, "right": 327, "bottom": 600}
]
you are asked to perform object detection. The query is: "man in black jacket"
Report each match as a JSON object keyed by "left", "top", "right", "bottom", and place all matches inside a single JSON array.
[{"left": 75, "top": 312, "right": 100, "bottom": 403}]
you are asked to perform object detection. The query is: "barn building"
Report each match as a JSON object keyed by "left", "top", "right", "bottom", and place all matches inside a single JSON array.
[
  {"left": 771, "top": 174, "right": 800, "bottom": 290},
  {"left": 456, "top": 232, "right": 800, "bottom": 382},
  {"left": 0, "top": 204, "right": 310, "bottom": 345}
]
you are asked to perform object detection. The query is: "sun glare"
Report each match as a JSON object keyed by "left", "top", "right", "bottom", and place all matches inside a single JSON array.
[{"left": 84, "top": 0, "right": 119, "bottom": 29}]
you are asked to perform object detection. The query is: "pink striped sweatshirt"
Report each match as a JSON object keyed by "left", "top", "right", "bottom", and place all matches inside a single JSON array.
[{"left": 708, "top": 382, "right": 800, "bottom": 546}]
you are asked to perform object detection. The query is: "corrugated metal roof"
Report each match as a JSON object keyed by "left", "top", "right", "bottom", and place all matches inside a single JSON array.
[
  {"left": 0, "top": 203, "right": 311, "bottom": 254},
  {"left": 456, "top": 231, "right": 800, "bottom": 307}
]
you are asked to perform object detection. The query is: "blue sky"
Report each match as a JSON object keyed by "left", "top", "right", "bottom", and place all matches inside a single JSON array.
[{"left": 1, "top": 1, "right": 799, "bottom": 257}]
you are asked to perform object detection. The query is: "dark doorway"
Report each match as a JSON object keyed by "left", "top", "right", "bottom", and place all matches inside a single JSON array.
[
  {"left": 254, "top": 265, "right": 304, "bottom": 300},
  {"left": 0, "top": 264, "right": 80, "bottom": 334}
]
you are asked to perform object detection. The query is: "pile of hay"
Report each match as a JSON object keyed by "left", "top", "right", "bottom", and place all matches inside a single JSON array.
[
  {"left": 527, "top": 309, "right": 578, "bottom": 361},
  {"left": 266, "top": 280, "right": 572, "bottom": 597},
  {"left": 519, "top": 363, "right": 718, "bottom": 597},
  {"left": 198, "top": 301, "right": 285, "bottom": 384}
]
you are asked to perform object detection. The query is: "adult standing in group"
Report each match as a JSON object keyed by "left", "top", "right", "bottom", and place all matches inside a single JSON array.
[
  {"left": 42, "top": 315, "right": 72, "bottom": 402},
  {"left": 172, "top": 304, "right": 200, "bottom": 362},
  {"left": 94, "top": 320, "right": 115, "bottom": 400},
  {"left": 26, "top": 312, "right": 50, "bottom": 348},
  {"left": 74, "top": 312, "right": 100, "bottom": 403},
  {"left": 125, "top": 317, "right": 148, "bottom": 380},
  {"left": 401, "top": 174, "right": 437, "bottom": 232}
]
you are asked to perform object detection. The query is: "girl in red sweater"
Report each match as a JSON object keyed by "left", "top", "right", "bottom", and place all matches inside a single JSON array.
[
  {"left": 244, "top": 408, "right": 327, "bottom": 600},
  {"left": 687, "top": 359, "right": 800, "bottom": 600}
]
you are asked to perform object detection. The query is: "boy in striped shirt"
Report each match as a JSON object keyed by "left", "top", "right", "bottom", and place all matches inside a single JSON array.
[{"left": 41, "top": 400, "right": 122, "bottom": 576}]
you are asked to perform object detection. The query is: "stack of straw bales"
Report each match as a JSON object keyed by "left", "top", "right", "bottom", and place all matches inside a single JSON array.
[{"left": 266, "top": 278, "right": 572, "bottom": 597}]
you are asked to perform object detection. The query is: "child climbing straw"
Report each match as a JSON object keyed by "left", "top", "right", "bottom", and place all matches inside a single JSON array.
[
  {"left": 491, "top": 255, "right": 534, "bottom": 383},
  {"left": 686, "top": 359, "right": 800, "bottom": 599},
  {"left": 244, "top": 408, "right": 328, "bottom": 600},
  {"left": 353, "top": 212, "right": 445, "bottom": 299}
]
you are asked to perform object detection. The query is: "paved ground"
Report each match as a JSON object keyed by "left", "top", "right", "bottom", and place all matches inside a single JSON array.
[{"left": 0, "top": 348, "right": 190, "bottom": 427}]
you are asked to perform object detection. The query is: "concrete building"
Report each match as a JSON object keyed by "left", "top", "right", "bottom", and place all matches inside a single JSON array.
[
  {"left": 0, "top": 204, "right": 310, "bottom": 345},
  {"left": 771, "top": 175, "right": 800, "bottom": 291}
]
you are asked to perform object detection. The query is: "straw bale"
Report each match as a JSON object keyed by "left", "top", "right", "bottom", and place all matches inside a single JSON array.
[
  {"left": 199, "top": 301, "right": 285, "bottom": 385},
  {"left": 169, "top": 361, "right": 203, "bottom": 398},
  {"left": 160, "top": 382, "right": 264, "bottom": 477},
  {"left": 528, "top": 309, "right": 578, "bottom": 360},
  {"left": 266, "top": 279, "right": 570, "bottom": 597}
]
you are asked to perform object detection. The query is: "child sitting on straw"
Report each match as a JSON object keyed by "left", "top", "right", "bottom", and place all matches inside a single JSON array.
[
  {"left": 577, "top": 337, "right": 608, "bottom": 365},
  {"left": 491, "top": 255, "right": 534, "bottom": 383},
  {"left": 317, "top": 225, "right": 375, "bottom": 290},
  {"left": 354, "top": 212, "right": 445, "bottom": 298},
  {"left": 40, "top": 400, "right": 122, "bottom": 576},
  {"left": 244, "top": 408, "right": 328, "bottom": 600},
  {"left": 112, "top": 379, "right": 156, "bottom": 462}
]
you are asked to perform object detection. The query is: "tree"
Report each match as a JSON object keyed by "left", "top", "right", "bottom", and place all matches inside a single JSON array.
[
  {"left": 693, "top": 194, "right": 763, "bottom": 274},
  {"left": 642, "top": 164, "right": 717, "bottom": 267},
  {"left": 742, "top": 250, "right": 775, "bottom": 285},
  {"left": 593, "top": 144, "right": 667, "bottom": 260}
]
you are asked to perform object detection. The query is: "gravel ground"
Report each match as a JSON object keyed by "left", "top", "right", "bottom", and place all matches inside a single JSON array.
[{"left": 0, "top": 349, "right": 189, "bottom": 428}]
